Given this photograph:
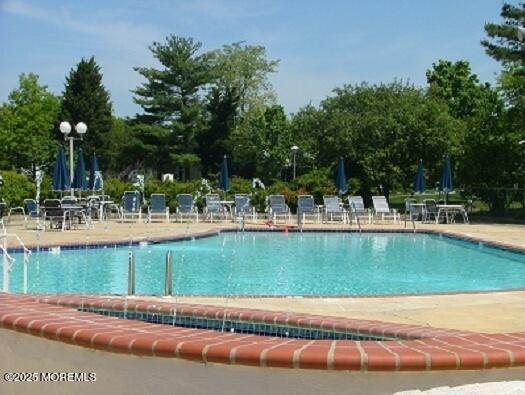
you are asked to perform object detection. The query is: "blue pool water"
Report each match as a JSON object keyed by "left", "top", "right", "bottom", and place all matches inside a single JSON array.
[{"left": 4, "top": 232, "right": 525, "bottom": 295}]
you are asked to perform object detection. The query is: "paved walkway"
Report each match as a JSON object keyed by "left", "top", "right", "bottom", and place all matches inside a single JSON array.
[{"left": 2, "top": 218, "right": 525, "bottom": 333}]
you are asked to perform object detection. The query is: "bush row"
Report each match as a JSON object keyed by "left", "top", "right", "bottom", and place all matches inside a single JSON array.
[{"left": 0, "top": 169, "right": 354, "bottom": 212}]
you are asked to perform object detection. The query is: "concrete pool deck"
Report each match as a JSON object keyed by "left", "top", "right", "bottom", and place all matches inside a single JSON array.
[{"left": 2, "top": 219, "right": 525, "bottom": 334}]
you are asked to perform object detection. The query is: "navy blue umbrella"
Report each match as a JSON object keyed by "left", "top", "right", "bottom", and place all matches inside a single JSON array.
[
  {"left": 52, "top": 145, "right": 70, "bottom": 192},
  {"left": 219, "top": 155, "right": 230, "bottom": 191},
  {"left": 439, "top": 156, "right": 453, "bottom": 203},
  {"left": 336, "top": 157, "right": 348, "bottom": 194},
  {"left": 72, "top": 148, "right": 87, "bottom": 191},
  {"left": 413, "top": 159, "right": 426, "bottom": 194},
  {"left": 88, "top": 153, "right": 103, "bottom": 191}
]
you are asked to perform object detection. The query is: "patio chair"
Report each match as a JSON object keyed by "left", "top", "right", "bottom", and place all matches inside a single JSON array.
[
  {"left": 120, "top": 191, "right": 142, "bottom": 222},
  {"left": 372, "top": 196, "right": 398, "bottom": 223},
  {"left": 99, "top": 194, "right": 120, "bottom": 220},
  {"left": 6, "top": 198, "right": 38, "bottom": 225},
  {"left": 267, "top": 195, "right": 291, "bottom": 224},
  {"left": 204, "top": 194, "right": 228, "bottom": 222},
  {"left": 61, "top": 196, "right": 78, "bottom": 206},
  {"left": 297, "top": 195, "right": 319, "bottom": 224},
  {"left": 21, "top": 199, "right": 41, "bottom": 229},
  {"left": 42, "top": 199, "right": 68, "bottom": 231},
  {"left": 7, "top": 201, "right": 25, "bottom": 224},
  {"left": 175, "top": 194, "right": 199, "bottom": 223},
  {"left": 233, "top": 194, "right": 256, "bottom": 222},
  {"left": 147, "top": 194, "right": 170, "bottom": 223},
  {"left": 405, "top": 198, "right": 419, "bottom": 221},
  {"left": 423, "top": 199, "right": 440, "bottom": 223},
  {"left": 85, "top": 196, "right": 101, "bottom": 222},
  {"left": 348, "top": 196, "right": 371, "bottom": 224},
  {"left": 322, "top": 195, "right": 347, "bottom": 223}
]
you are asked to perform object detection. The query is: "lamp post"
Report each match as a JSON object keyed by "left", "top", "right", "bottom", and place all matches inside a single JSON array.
[
  {"left": 291, "top": 145, "right": 299, "bottom": 180},
  {"left": 60, "top": 121, "right": 87, "bottom": 196}
]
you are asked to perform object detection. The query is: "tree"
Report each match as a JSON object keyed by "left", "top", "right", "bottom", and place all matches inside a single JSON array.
[
  {"left": 59, "top": 57, "right": 113, "bottom": 166},
  {"left": 310, "top": 81, "right": 459, "bottom": 199},
  {"left": 198, "top": 87, "right": 239, "bottom": 176},
  {"left": 424, "top": 60, "right": 519, "bottom": 199},
  {"left": 209, "top": 42, "right": 279, "bottom": 113},
  {"left": 482, "top": 2, "right": 525, "bottom": 66},
  {"left": 133, "top": 35, "right": 212, "bottom": 178},
  {"left": 482, "top": 3, "right": 525, "bottom": 132},
  {"left": 197, "top": 42, "right": 279, "bottom": 175},
  {"left": 0, "top": 73, "right": 60, "bottom": 171},
  {"left": 229, "top": 105, "right": 292, "bottom": 182},
  {"left": 426, "top": 60, "right": 493, "bottom": 119}
]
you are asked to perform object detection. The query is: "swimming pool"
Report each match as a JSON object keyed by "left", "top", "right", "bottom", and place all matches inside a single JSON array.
[{"left": 4, "top": 232, "right": 525, "bottom": 295}]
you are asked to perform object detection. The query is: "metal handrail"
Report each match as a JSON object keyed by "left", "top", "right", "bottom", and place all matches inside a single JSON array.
[
  {"left": 350, "top": 203, "right": 362, "bottom": 233},
  {"left": 403, "top": 208, "right": 417, "bottom": 234},
  {"left": 0, "top": 233, "right": 31, "bottom": 293}
]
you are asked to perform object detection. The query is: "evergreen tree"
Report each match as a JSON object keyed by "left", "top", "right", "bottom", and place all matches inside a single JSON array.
[
  {"left": 198, "top": 86, "right": 239, "bottom": 176},
  {"left": 482, "top": 2, "right": 525, "bottom": 66},
  {"left": 481, "top": 3, "right": 525, "bottom": 114},
  {"left": 133, "top": 35, "right": 212, "bottom": 178},
  {"left": 59, "top": 57, "right": 113, "bottom": 165}
]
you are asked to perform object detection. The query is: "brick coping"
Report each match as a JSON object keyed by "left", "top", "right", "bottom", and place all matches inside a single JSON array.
[{"left": 1, "top": 293, "right": 524, "bottom": 371}]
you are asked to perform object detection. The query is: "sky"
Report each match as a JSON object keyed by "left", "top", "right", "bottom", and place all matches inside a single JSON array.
[{"left": 0, "top": 0, "right": 506, "bottom": 117}]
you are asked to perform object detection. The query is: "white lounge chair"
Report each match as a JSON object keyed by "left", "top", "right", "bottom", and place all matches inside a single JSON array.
[
  {"left": 372, "top": 196, "right": 398, "bottom": 223},
  {"left": 204, "top": 194, "right": 228, "bottom": 222},
  {"left": 297, "top": 195, "right": 319, "bottom": 224},
  {"left": 233, "top": 194, "right": 257, "bottom": 222},
  {"left": 348, "top": 196, "right": 371, "bottom": 224},
  {"left": 322, "top": 195, "right": 347, "bottom": 223},
  {"left": 267, "top": 195, "right": 291, "bottom": 224}
]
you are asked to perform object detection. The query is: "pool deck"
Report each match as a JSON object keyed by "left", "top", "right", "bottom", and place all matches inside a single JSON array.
[{"left": 2, "top": 219, "right": 525, "bottom": 334}]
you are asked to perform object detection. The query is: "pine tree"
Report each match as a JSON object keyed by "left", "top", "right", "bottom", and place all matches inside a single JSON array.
[
  {"left": 482, "top": 2, "right": 525, "bottom": 66},
  {"left": 59, "top": 57, "right": 113, "bottom": 166},
  {"left": 482, "top": 2, "right": 525, "bottom": 139},
  {"left": 133, "top": 35, "right": 212, "bottom": 178}
]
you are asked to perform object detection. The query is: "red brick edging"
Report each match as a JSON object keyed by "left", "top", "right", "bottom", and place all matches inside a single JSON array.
[{"left": 1, "top": 293, "right": 524, "bottom": 371}]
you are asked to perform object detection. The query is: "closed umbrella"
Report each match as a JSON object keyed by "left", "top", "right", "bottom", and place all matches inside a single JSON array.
[
  {"left": 336, "top": 157, "right": 348, "bottom": 194},
  {"left": 52, "top": 146, "right": 70, "bottom": 192},
  {"left": 413, "top": 159, "right": 426, "bottom": 194},
  {"left": 88, "top": 153, "right": 103, "bottom": 192},
  {"left": 219, "top": 155, "right": 230, "bottom": 191},
  {"left": 439, "top": 156, "right": 453, "bottom": 203},
  {"left": 72, "top": 148, "right": 87, "bottom": 192}
]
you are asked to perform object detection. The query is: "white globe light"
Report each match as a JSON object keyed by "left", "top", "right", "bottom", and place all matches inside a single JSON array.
[
  {"left": 291, "top": 145, "right": 299, "bottom": 153},
  {"left": 59, "top": 121, "right": 71, "bottom": 135},
  {"left": 75, "top": 122, "right": 87, "bottom": 135}
]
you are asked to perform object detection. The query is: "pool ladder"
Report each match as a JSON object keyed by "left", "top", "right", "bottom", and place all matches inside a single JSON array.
[
  {"left": 404, "top": 213, "right": 417, "bottom": 233},
  {"left": 127, "top": 250, "right": 174, "bottom": 296},
  {"left": 0, "top": 233, "right": 31, "bottom": 293},
  {"left": 350, "top": 203, "right": 362, "bottom": 233}
]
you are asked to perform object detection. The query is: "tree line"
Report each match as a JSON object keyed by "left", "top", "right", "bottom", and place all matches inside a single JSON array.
[{"left": 0, "top": 2, "right": 524, "bottom": 208}]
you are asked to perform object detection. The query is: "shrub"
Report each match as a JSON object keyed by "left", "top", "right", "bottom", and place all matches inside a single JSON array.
[
  {"left": 0, "top": 171, "right": 36, "bottom": 206},
  {"left": 103, "top": 178, "right": 134, "bottom": 202}
]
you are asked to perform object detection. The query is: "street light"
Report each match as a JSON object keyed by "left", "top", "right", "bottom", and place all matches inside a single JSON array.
[
  {"left": 519, "top": 140, "right": 525, "bottom": 145},
  {"left": 290, "top": 145, "right": 299, "bottom": 180},
  {"left": 60, "top": 121, "right": 87, "bottom": 196}
]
